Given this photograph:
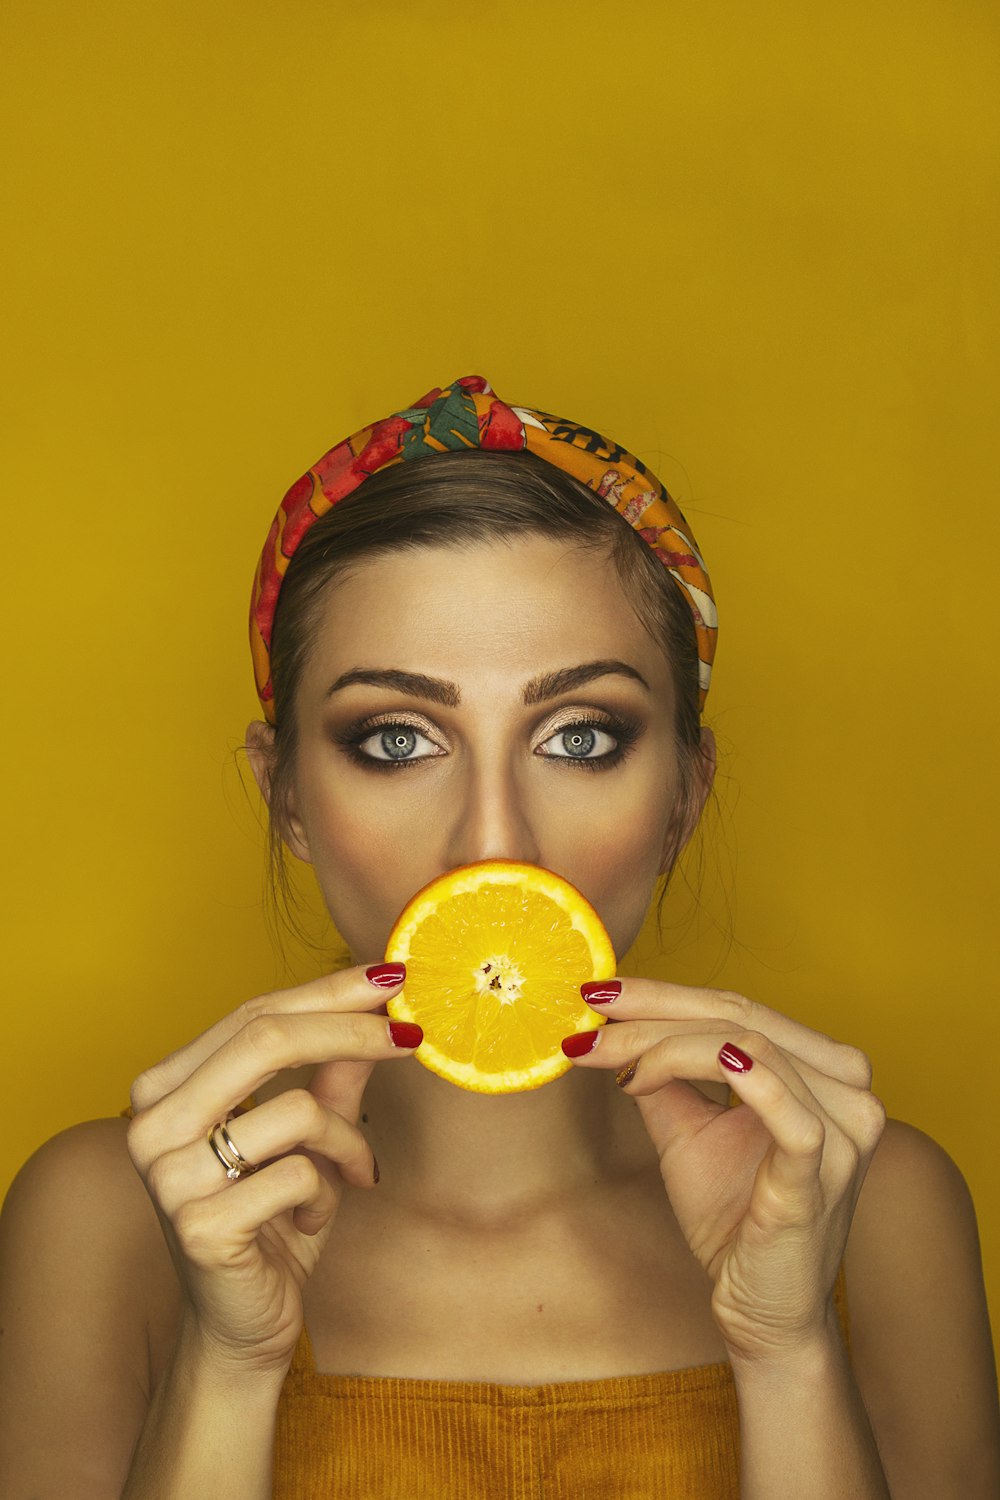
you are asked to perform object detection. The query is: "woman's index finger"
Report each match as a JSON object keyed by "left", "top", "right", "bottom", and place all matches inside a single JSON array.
[
  {"left": 128, "top": 963, "right": 403, "bottom": 1112},
  {"left": 585, "top": 977, "right": 858, "bottom": 1081}
]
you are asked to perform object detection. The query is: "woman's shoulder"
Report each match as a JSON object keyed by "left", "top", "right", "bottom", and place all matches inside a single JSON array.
[
  {"left": 842, "top": 1115, "right": 1000, "bottom": 1492},
  {"left": 4, "top": 1113, "right": 151, "bottom": 1230},
  {"left": 863, "top": 1111, "right": 971, "bottom": 1182},
  {"left": 0, "top": 1114, "right": 180, "bottom": 1395},
  {"left": 3, "top": 1110, "right": 180, "bottom": 1271},
  {"left": 0, "top": 1118, "right": 184, "bottom": 1487},
  {"left": 848, "top": 1115, "right": 977, "bottom": 1252},
  {"left": 4, "top": 1113, "right": 141, "bottom": 1220},
  {"left": 845, "top": 1114, "right": 982, "bottom": 1305}
]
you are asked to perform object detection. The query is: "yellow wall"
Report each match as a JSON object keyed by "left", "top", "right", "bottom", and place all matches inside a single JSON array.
[{"left": 3, "top": 0, "right": 998, "bottom": 1361}]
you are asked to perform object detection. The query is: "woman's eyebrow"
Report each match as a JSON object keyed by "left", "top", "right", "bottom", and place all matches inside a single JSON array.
[
  {"left": 326, "top": 668, "right": 460, "bottom": 706},
  {"left": 522, "top": 659, "right": 650, "bottom": 704},
  {"left": 326, "top": 660, "right": 649, "bottom": 707}
]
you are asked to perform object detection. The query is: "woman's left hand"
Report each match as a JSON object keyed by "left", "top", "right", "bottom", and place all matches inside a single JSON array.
[{"left": 562, "top": 981, "right": 887, "bottom": 1362}]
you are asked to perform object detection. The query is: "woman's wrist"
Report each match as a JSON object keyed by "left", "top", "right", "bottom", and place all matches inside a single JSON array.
[
  {"left": 173, "top": 1306, "right": 296, "bottom": 1394},
  {"left": 120, "top": 1314, "right": 288, "bottom": 1500},
  {"left": 725, "top": 1320, "right": 891, "bottom": 1500},
  {"left": 722, "top": 1302, "right": 846, "bottom": 1385}
]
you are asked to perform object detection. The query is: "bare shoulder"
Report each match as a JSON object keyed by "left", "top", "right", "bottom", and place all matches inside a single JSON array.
[
  {"left": 849, "top": 1114, "right": 977, "bottom": 1237},
  {"left": 845, "top": 1115, "right": 986, "bottom": 1295},
  {"left": 4, "top": 1114, "right": 147, "bottom": 1230},
  {"left": 1, "top": 1115, "right": 181, "bottom": 1374},
  {"left": 0, "top": 1117, "right": 180, "bottom": 1496},
  {"left": 843, "top": 1116, "right": 1000, "bottom": 1499}
]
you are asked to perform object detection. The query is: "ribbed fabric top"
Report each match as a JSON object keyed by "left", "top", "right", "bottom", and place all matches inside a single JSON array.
[{"left": 272, "top": 1270, "right": 851, "bottom": 1500}]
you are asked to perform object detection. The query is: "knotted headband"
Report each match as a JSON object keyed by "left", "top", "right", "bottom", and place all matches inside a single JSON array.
[{"left": 251, "top": 375, "right": 717, "bottom": 721}]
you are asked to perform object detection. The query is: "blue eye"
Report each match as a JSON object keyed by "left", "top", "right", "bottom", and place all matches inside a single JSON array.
[
  {"left": 357, "top": 724, "right": 440, "bottom": 763},
  {"left": 540, "top": 723, "right": 620, "bottom": 761}
]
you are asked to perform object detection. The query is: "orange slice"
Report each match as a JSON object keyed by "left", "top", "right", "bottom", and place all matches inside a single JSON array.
[{"left": 384, "top": 861, "right": 616, "bottom": 1094}]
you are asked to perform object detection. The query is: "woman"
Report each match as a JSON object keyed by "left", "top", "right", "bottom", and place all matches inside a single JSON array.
[{"left": 1, "top": 375, "right": 997, "bottom": 1498}]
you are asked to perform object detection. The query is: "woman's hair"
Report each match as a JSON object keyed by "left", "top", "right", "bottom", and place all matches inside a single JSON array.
[{"left": 261, "top": 448, "right": 710, "bottom": 921}]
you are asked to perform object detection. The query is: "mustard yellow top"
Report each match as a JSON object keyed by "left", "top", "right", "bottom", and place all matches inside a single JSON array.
[
  {"left": 119, "top": 1101, "right": 851, "bottom": 1496},
  {"left": 272, "top": 1272, "right": 851, "bottom": 1500}
]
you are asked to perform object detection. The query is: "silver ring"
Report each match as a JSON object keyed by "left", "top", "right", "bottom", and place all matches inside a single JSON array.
[{"left": 208, "top": 1116, "right": 260, "bottom": 1182}]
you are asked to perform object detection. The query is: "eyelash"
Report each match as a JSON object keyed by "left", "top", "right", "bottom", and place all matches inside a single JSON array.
[{"left": 333, "top": 711, "right": 642, "bottom": 774}]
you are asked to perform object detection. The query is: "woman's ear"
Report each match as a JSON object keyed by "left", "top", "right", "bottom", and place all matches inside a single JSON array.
[
  {"left": 659, "top": 726, "right": 717, "bottom": 875},
  {"left": 245, "top": 719, "right": 276, "bottom": 803},
  {"left": 696, "top": 725, "right": 717, "bottom": 804},
  {"left": 245, "top": 720, "right": 313, "bottom": 864}
]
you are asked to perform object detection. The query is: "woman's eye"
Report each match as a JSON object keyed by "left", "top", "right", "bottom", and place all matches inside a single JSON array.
[
  {"left": 539, "top": 724, "right": 619, "bottom": 761},
  {"left": 357, "top": 724, "right": 441, "bottom": 762}
]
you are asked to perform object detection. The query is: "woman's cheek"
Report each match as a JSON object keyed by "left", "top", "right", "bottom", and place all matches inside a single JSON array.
[
  {"left": 581, "top": 852, "right": 664, "bottom": 960},
  {"left": 295, "top": 792, "right": 401, "bottom": 949},
  {"left": 552, "top": 794, "right": 673, "bottom": 956}
]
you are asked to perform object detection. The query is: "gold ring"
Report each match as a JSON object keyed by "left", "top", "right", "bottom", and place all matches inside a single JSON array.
[{"left": 208, "top": 1116, "right": 260, "bottom": 1182}]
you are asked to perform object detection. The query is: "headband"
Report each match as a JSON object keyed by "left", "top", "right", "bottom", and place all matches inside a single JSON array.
[{"left": 250, "top": 375, "right": 717, "bottom": 722}]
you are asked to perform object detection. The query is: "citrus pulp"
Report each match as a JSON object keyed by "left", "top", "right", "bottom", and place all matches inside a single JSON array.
[{"left": 384, "top": 860, "right": 616, "bottom": 1094}]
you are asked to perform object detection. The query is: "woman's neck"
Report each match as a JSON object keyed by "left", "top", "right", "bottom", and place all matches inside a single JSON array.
[
  {"left": 361, "top": 1062, "right": 657, "bottom": 1225},
  {"left": 259, "top": 1061, "right": 728, "bottom": 1227},
  {"left": 254, "top": 1062, "right": 665, "bottom": 1224}
]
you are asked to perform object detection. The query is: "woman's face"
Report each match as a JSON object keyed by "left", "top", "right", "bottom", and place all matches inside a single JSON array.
[{"left": 269, "top": 535, "right": 708, "bottom": 964}]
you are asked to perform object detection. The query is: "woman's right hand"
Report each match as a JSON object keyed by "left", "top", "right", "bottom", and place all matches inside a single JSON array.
[{"left": 125, "top": 962, "right": 420, "bottom": 1377}]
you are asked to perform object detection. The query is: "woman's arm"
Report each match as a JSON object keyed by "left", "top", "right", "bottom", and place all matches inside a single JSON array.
[
  {"left": 842, "top": 1118, "right": 1000, "bottom": 1499},
  {"left": 120, "top": 1312, "right": 286, "bottom": 1500},
  {"left": 731, "top": 1118, "right": 999, "bottom": 1499},
  {"left": 731, "top": 1320, "right": 889, "bottom": 1500},
  {"left": 0, "top": 1120, "right": 282, "bottom": 1500}
]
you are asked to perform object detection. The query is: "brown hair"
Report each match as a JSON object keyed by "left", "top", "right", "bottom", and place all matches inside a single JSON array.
[{"left": 260, "top": 448, "right": 711, "bottom": 924}]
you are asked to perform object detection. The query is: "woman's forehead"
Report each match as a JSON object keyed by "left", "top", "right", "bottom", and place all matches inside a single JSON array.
[{"left": 302, "top": 536, "right": 674, "bottom": 696}]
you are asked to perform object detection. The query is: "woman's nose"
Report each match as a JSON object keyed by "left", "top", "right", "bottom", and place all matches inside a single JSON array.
[{"left": 442, "top": 757, "right": 542, "bottom": 869}]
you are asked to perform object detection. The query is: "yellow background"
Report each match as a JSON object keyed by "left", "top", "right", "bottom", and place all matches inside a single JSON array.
[{"left": 2, "top": 0, "right": 998, "bottom": 1362}]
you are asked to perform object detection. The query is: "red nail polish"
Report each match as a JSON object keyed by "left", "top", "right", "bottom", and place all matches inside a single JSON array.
[
  {"left": 367, "top": 963, "right": 406, "bottom": 989},
  {"left": 719, "top": 1042, "right": 753, "bottom": 1073},
  {"left": 561, "top": 1030, "right": 601, "bottom": 1058},
  {"left": 372, "top": 1156, "right": 380, "bottom": 1184},
  {"left": 388, "top": 1020, "right": 423, "bottom": 1049},
  {"left": 580, "top": 980, "right": 621, "bottom": 1005}
]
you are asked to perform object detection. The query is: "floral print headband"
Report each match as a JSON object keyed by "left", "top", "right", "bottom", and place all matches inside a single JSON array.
[{"left": 250, "top": 375, "right": 717, "bottom": 722}]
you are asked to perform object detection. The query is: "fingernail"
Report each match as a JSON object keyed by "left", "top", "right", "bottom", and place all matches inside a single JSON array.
[
  {"left": 561, "top": 1030, "right": 601, "bottom": 1058},
  {"left": 372, "top": 1155, "right": 380, "bottom": 1185},
  {"left": 580, "top": 980, "right": 621, "bottom": 1006},
  {"left": 615, "top": 1060, "right": 638, "bottom": 1088},
  {"left": 388, "top": 1020, "right": 424, "bottom": 1049},
  {"left": 367, "top": 963, "right": 406, "bottom": 989},
  {"left": 719, "top": 1042, "right": 753, "bottom": 1073}
]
